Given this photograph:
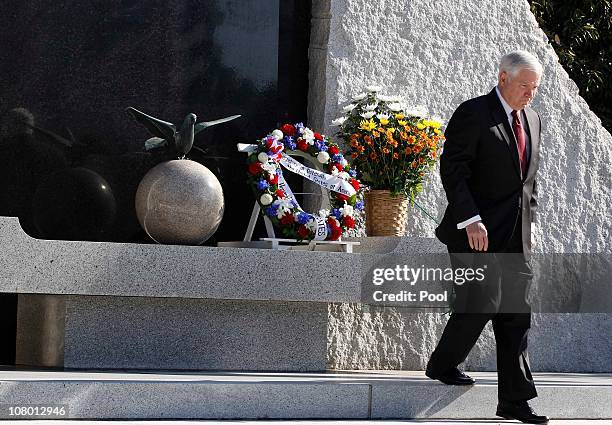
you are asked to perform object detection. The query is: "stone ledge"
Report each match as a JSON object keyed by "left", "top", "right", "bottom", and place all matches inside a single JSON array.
[{"left": 0, "top": 217, "right": 445, "bottom": 302}]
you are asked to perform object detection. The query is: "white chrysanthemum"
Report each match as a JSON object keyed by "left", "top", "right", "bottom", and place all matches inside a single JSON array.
[
  {"left": 257, "top": 152, "right": 269, "bottom": 163},
  {"left": 340, "top": 203, "right": 354, "bottom": 217},
  {"left": 376, "top": 113, "right": 390, "bottom": 120},
  {"left": 318, "top": 208, "right": 330, "bottom": 218},
  {"left": 302, "top": 128, "right": 315, "bottom": 141},
  {"left": 274, "top": 198, "right": 293, "bottom": 218},
  {"left": 317, "top": 151, "right": 330, "bottom": 164},
  {"left": 331, "top": 166, "right": 340, "bottom": 176},
  {"left": 378, "top": 94, "right": 393, "bottom": 102},
  {"left": 341, "top": 158, "right": 348, "bottom": 167},
  {"left": 405, "top": 105, "right": 428, "bottom": 117},
  {"left": 366, "top": 85, "right": 382, "bottom": 92},
  {"left": 271, "top": 129, "right": 283, "bottom": 140},
  {"left": 339, "top": 171, "right": 351, "bottom": 179},
  {"left": 388, "top": 95, "right": 403, "bottom": 103},
  {"left": 260, "top": 193, "right": 273, "bottom": 206},
  {"left": 360, "top": 111, "right": 376, "bottom": 119},
  {"left": 261, "top": 162, "right": 276, "bottom": 174},
  {"left": 342, "top": 104, "right": 357, "bottom": 112},
  {"left": 331, "top": 116, "right": 347, "bottom": 126},
  {"left": 430, "top": 115, "right": 444, "bottom": 124},
  {"left": 363, "top": 103, "right": 377, "bottom": 111},
  {"left": 352, "top": 93, "right": 367, "bottom": 101},
  {"left": 388, "top": 103, "right": 403, "bottom": 112}
]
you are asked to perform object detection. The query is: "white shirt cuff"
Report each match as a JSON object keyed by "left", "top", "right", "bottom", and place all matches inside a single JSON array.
[{"left": 457, "top": 215, "right": 482, "bottom": 229}]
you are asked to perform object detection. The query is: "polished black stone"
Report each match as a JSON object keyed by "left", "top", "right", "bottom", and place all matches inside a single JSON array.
[{"left": 0, "top": 0, "right": 311, "bottom": 244}]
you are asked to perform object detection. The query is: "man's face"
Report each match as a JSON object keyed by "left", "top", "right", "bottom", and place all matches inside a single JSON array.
[{"left": 498, "top": 68, "right": 541, "bottom": 110}]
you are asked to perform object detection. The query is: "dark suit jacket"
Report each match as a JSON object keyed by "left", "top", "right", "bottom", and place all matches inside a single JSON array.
[{"left": 435, "top": 88, "right": 540, "bottom": 256}]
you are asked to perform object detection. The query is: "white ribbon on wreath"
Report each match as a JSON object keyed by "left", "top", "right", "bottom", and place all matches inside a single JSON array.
[{"left": 240, "top": 143, "right": 357, "bottom": 241}]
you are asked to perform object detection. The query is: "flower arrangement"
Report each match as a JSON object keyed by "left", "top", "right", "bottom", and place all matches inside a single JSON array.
[
  {"left": 333, "top": 86, "right": 444, "bottom": 201},
  {"left": 246, "top": 123, "right": 364, "bottom": 241}
]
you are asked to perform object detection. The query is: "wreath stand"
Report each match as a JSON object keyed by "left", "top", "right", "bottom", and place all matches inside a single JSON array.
[{"left": 216, "top": 144, "right": 360, "bottom": 253}]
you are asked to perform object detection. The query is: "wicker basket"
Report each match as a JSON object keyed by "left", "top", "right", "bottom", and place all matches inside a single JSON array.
[{"left": 365, "top": 190, "right": 410, "bottom": 236}]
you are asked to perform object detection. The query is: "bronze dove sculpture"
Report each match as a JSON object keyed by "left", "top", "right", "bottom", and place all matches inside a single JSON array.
[{"left": 126, "top": 107, "right": 241, "bottom": 158}]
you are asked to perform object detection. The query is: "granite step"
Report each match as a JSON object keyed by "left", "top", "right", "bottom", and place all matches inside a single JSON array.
[{"left": 0, "top": 370, "right": 610, "bottom": 420}]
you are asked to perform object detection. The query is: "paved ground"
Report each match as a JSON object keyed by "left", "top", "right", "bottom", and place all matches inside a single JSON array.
[
  {"left": 1, "top": 420, "right": 610, "bottom": 424},
  {"left": 1, "top": 370, "right": 609, "bottom": 422}
]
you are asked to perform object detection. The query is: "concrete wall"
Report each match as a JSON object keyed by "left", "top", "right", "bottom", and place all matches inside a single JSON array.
[{"left": 312, "top": 0, "right": 612, "bottom": 371}]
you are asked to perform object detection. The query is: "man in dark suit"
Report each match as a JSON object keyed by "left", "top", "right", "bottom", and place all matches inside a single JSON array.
[{"left": 425, "top": 51, "right": 548, "bottom": 424}]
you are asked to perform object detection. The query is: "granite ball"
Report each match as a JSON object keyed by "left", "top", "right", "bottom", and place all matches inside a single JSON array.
[{"left": 135, "top": 159, "right": 224, "bottom": 245}]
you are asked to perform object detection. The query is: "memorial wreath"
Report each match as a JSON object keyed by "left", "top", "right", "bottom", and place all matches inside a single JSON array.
[{"left": 246, "top": 123, "right": 364, "bottom": 241}]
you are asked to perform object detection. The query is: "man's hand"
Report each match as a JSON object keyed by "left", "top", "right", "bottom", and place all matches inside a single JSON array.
[{"left": 466, "top": 220, "right": 488, "bottom": 251}]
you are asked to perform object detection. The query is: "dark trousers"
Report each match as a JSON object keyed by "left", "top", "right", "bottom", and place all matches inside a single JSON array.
[{"left": 426, "top": 226, "right": 537, "bottom": 401}]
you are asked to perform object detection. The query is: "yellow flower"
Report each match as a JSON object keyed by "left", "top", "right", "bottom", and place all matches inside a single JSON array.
[
  {"left": 397, "top": 120, "right": 407, "bottom": 126},
  {"left": 395, "top": 113, "right": 405, "bottom": 120},
  {"left": 359, "top": 119, "right": 376, "bottom": 132},
  {"left": 434, "top": 128, "right": 441, "bottom": 135},
  {"left": 428, "top": 119, "right": 442, "bottom": 129},
  {"left": 416, "top": 122, "right": 426, "bottom": 130},
  {"left": 379, "top": 118, "right": 389, "bottom": 125}
]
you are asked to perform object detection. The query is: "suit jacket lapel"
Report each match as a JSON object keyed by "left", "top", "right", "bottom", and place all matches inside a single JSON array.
[
  {"left": 486, "top": 89, "right": 521, "bottom": 178},
  {"left": 522, "top": 106, "right": 539, "bottom": 181}
]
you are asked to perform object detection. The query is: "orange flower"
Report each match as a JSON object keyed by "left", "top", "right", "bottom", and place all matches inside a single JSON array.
[
  {"left": 370, "top": 152, "right": 377, "bottom": 160},
  {"left": 404, "top": 147, "right": 412, "bottom": 155},
  {"left": 351, "top": 153, "right": 358, "bottom": 159},
  {"left": 364, "top": 135, "right": 373, "bottom": 145},
  {"left": 411, "top": 161, "right": 417, "bottom": 168},
  {"left": 393, "top": 152, "right": 399, "bottom": 160},
  {"left": 407, "top": 136, "right": 416, "bottom": 144},
  {"left": 372, "top": 131, "right": 380, "bottom": 138},
  {"left": 400, "top": 131, "right": 408, "bottom": 140},
  {"left": 419, "top": 157, "right": 424, "bottom": 164},
  {"left": 350, "top": 139, "right": 360, "bottom": 148},
  {"left": 357, "top": 145, "right": 365, "bottom": 153},
  {"left": 382, "top": 147, "right": 390, "bottom": 154}
]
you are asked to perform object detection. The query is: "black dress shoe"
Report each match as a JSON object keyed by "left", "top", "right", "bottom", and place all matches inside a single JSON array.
[
  {"left": 496, "top": 400, "right": 549, "bottom": 424},
  {"left": 425, "top": 367, "right": 475, "bottom": 385}
]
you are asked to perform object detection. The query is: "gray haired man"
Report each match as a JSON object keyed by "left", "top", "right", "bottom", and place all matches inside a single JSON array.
[{"left": 426, "top": 51, "right": 548, "bottom": 424}]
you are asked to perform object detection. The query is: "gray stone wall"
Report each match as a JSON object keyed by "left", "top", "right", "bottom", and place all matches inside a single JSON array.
[{"left": 314, "top": 0, "right": 612, "bottom": 371}]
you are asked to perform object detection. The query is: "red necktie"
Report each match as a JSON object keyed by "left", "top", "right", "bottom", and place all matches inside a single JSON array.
[{"left": 511, "top": 110, "right": 527, "bottom": 176}]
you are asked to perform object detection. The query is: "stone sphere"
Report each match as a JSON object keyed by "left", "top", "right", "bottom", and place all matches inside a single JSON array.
[{"left": 135, "top": 159, "right": 224, "bottom": 245}]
